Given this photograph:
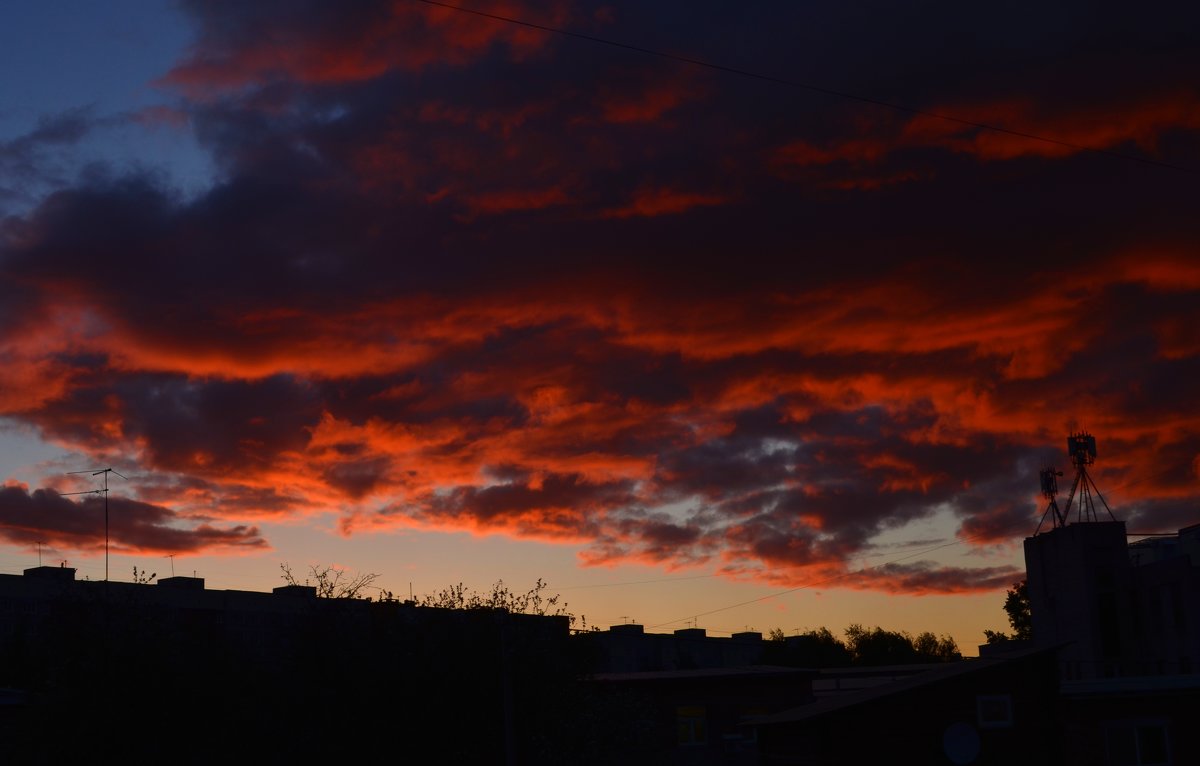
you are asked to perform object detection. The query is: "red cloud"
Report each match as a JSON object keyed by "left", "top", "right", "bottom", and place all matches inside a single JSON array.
[
  {"left": 940, "top": 96, "right": 1200, "bottom": 161},
  {"left": 600, "top": 187, "right": 729, "bottom": 218},
  {"left": 4, "top": 250, "right": 1197, "bottom": 544},
  {"left": 419, "top": 99, "right": 550, "bottom": 138},
  {"left": 599, "top": 78, "right": 701, "bottom": 124},
  {"left": 462, "top": 185, "right": 572, "bottom": 215},
  {"left": 773, "top": 92, "right": 1200, "bottom": 175},
  {"left": 774, "top": 137, "right": 889, "bottom": 166},
  {"left": 3, "top": 3, "right": 1198, "bottom": 599},
  {"left": 162, "top": 1, "right": 568, "bottom": 92}
]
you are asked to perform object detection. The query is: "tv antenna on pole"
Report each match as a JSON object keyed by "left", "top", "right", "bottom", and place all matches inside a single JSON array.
[
  {"left": 1033, "top": 467, "right": 1066, "bottom": 534},
  {"left": 1060, "top": 432, "right": 1116, "bottom": 523},
  {"left": 62, "top": 467, "right": 127, "bottom": 581}
]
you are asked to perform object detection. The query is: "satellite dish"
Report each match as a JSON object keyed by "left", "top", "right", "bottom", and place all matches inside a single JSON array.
[{"left": 942, "top": 721, "right": 981, "bottom": 765}]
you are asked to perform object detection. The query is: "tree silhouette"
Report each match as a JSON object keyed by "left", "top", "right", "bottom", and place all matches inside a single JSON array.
[
  {"left": 419, "top": 578, "right": 579, "bottom": 628},
  {"left": 1004, "top": 581, "right": 1032, "bottom": 638},
  {"left": 846, "top": 624, "right": 921, "bottom": 665},
  {"left": 764, "top": 626, "right": 854, "bottom": 666},
  {"left": 984, "top": 580, "right": 1033, "bottom": 643},
  {"left": 913, "top": 630, "right": 962, "bottom": 661},
  {"left": 279, "top": 562, "right": 379, "bottom": 598},
  {"left": 131, "top": 566, "right": 156, "bottom": 584},
  {"left": 764, "top": 625, "right": 959, "bottom": 666}
]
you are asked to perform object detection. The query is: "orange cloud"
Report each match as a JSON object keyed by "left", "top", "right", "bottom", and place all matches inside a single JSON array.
[{"left": 4, "top": 0, "right": 1198, "bottom": 602}]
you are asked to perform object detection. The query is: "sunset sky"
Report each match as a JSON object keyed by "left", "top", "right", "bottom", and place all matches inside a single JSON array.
[{"left": 2, "top": 0, "right": 1198, "bottom": 652}]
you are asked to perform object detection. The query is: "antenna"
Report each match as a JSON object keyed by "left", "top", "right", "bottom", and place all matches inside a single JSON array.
[
  {"left": 1059, "top": 432, "right": 1117, "bottom": 524},
  {"left": 36, "top": 541, "right": 46, "bottom": 567},
  {"left": 1033, "top": 467, "right": 1066, "bottom": 534},
  {"left": 62, "top": 467, "right": 128, "bottom": 581},
  {"left": 167, "top": 553, "right": 176, "bottom": 578}
]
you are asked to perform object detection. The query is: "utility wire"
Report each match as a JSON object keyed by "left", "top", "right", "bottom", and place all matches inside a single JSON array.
[
  {"left": 560, "top": 571, "right": 721, "bottom": 590},
  {"left": 566, "top": 458, "right": 1192, "bottom": 596},
  {"left": 409, "top": 0, "right": 1196, "bottom": 175},
  {"left": 646, "top": 460, "right": 1194, "bottom": 628},
  {"left": 560, "top": 537, "right": 949, "bottom": 590},
  {"left": 10, "top": 457, "right": 1186, "bottom": 600},
  {"left": 647, "top": 512, "right": 1040, "bottom": 628}
]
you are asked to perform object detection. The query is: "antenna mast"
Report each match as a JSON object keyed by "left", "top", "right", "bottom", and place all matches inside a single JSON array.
[
  {"left": 1033, "top": 467, "right": 1066, "bottom": 534},
  {"left": 63, "top": 467, "right": 127, "bottom": 581},
  {"left": 1060, "top": 432, "right": 1116, "bottom": 523}
]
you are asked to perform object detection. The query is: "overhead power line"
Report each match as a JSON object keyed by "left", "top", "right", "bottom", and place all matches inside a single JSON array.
[
  {"left": 647, "top": 513, "right": 1039, "bottom": 629},
  {"left": 645, "top": 459, "right": 1195, "bottom": 628},
  {"left": 410, "top": 0, "right": 1195, "bottom": 175},
  {"left": 560, "top": 537, "right": 955, "bottom": 591}
]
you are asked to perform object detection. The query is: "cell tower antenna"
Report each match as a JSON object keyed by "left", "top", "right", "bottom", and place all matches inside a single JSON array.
[
  {"left": 1059, "top": 432, "right": 1117, "bottom": 524},
  {"left": 62, "top": 467, "right": 128, "bottom": 581},
  {"left": 1033, "top": 468, "right": 1066, "bottom": 535}
]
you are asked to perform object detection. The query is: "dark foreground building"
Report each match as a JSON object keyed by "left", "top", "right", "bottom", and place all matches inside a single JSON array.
[
  {"left": 0, "top": 567, "right": 581, "bottom": 764},
  {"left": 3, "top": 508, "right": 1197, "bottom": 764},
  {"left": 754, "top": 645, "right": 1062, "bottom": 765},
  {"left": 1023, "top": 520, "right": 1200, "bottom": 766}
]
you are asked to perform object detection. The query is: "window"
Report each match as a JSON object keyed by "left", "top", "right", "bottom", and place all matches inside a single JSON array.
[
  {"left": 1106, "top": 722, "right": 1170, "bottom": 765},
  {"left": 676, "top": 706, "right": 707, "bottom": 746},
  {"left": 976, "top": 695, "right": 1013, "bottom": 729}
]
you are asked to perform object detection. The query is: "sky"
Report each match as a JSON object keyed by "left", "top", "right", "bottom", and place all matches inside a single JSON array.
[{"left": 1, "top": 0, "right": 1198, "bottom": 652}]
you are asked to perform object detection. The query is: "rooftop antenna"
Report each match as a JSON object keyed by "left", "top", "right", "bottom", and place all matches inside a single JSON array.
[
  {"left": 1033, "top": 467, "right": 1066, "bottom": 534},
  {"left": 1060, "top": 432, "right": 1116, "bottom": 524},
  {"left": 62, "top": 467, "right": 127, "bottom": 581},
  {"left": 36, "top": 541, "right": 46, "bottom": 567},
  {"left": 166, "top": 554, "right": 176, "bottom": 578}
]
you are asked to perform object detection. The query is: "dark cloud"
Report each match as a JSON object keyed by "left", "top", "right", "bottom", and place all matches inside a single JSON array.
[
  {"left": 0, "top": 108, "right": 95, "bottom": 170},
  {"left": 0, "top": 485, "right": 266, "bottom": 553},
  {"left": 1124, "top": 499, "right": 1200, "bottom": 534},
  {"left": 0, "top": 108, "right": 99, "bottom": 212},
  {"left": 842, "top": 561, "right": 1022, "bottom": 595},
  {"left": 410, "top": 472, "right": 635, "bottom": 538}
]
